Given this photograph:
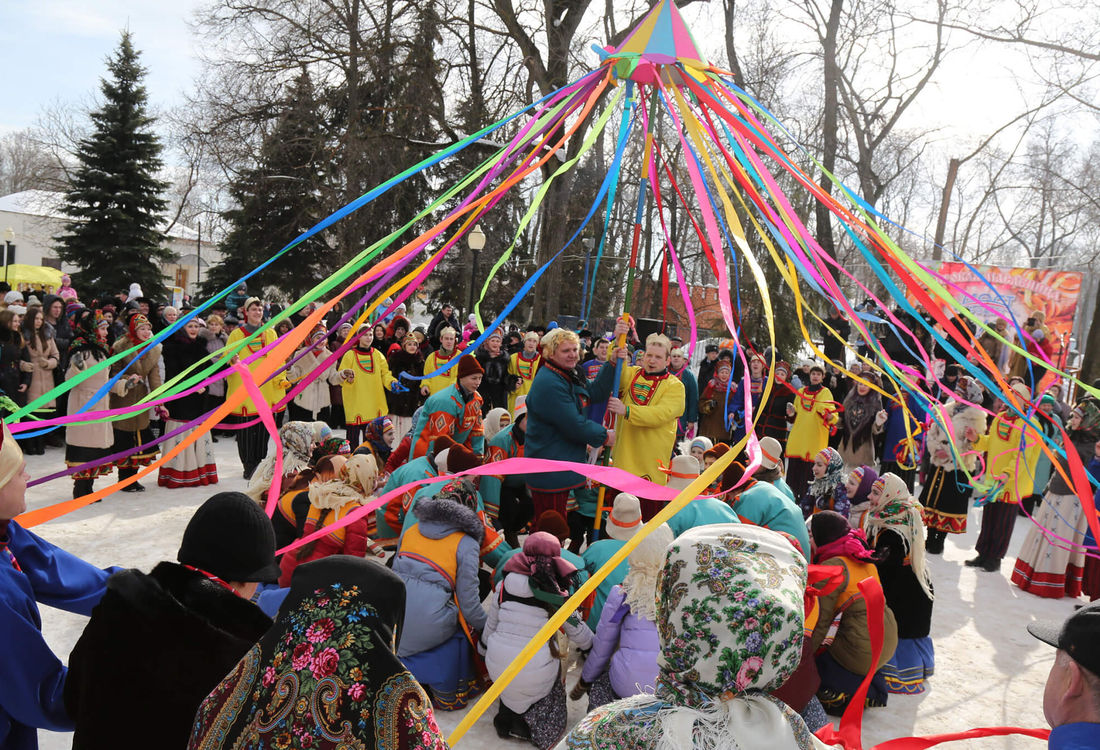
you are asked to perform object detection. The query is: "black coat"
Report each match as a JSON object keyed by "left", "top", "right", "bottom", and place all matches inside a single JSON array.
[
  {"left": 162, "top": 332, "right": 211, "bottom": 421},
  {"left": 386, "top": 349, "right": 424, "bottom": 417},
  {"left": 476, "top": 349, "right": 512, "bottom": 412},
  {"left": 64, "top": 562, "right": 272, "bottom": 750},
  {"left": 872, "top": 529, "right": 933, "bottom": 639}
]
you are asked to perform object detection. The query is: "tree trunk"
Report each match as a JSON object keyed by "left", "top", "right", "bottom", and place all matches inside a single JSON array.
[
  {"left": 814, "top": 0, "right": 843, "bottom": 260},
  {"left": 1081, "top": 291, "right": 1100, "bottom": 386}
]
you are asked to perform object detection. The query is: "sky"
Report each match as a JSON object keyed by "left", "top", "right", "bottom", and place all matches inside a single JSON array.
[
  {"left": 0, "top": 0, "right": 205, "bottom": 134},
  {"left": 1, "top": 0, "right": 1044, "bottom": 145}
]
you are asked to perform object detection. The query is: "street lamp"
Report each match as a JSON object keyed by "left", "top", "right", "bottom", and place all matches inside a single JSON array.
[
  {"left": 467, "top": 223, "right": 486, "bottom": 316},
  {"left": 580, "top": 236, "right": 595, "bottom": 321},
  {"left": 2, "top": 228, "right": 13, "bottom": 285}
]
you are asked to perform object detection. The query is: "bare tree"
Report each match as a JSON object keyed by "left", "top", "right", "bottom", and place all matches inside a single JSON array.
[{"left": 0, "top": 129, "right": 68, "bottom": 194}]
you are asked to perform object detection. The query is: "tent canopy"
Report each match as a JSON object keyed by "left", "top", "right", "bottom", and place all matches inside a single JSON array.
[{"left": 5, "top": 264, "right": 64, "bottom": 290}]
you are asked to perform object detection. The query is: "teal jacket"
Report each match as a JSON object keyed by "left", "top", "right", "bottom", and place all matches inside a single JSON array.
[
  {"left": 733, "top": 480, "right": 811, "bottom": 559},
  {"left": 667, "top": 497, "right": 739, "bottom": 538},
  {"left": 525, "top": 360, "right": 612, "bottom": 492}
]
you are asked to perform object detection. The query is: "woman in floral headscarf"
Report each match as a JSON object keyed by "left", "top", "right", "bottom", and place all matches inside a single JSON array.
[
  {"left": 1012, "top": 401, "right": 1100, "bottom": 599},
  {"left": 800, "top": 447, "right": 848, "bottom": 519},
  {"left": 565, "top": 524, "right": 832, "bottom": 750},
  {"left": 808, "top": 511, "right": 898, "bottom": 715},
  {"left": 109, "top": 313, "right": 163, "bottom": 492},
  {"left": 844, "top": 465, "right": 880, "bottom": 529},
  {"left": 189, "top": 555, "right": 447, "bottom": 750},
  {"left": 65, "top": 309, "right": 122, "bottom": 499},
  {"left": 863, "top": 473, "right": 935, "bottom": 695}
]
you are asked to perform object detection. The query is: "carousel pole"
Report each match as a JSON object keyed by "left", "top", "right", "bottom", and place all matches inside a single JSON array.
[{"left": 592, "top": 124, "right": 653, "bottom": 539}]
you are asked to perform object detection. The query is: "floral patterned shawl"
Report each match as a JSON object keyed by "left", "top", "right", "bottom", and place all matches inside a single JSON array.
[
  {"left": 188, "top": 556, "right": 445, "bottom": 750},
  {"left": 566, "top": 524, "right": 834, "bottom": 750},
  {"left": 863, "top": 472, "right": 933, "bottom": 600}
]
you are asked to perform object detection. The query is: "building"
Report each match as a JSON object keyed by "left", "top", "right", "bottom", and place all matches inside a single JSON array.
[{"left": 0, "top": 190, "right": 218, "bottom": 297}]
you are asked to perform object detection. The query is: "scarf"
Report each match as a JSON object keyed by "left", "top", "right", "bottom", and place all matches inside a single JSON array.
[
  {"left": 68, "top": 308, "right": 108, "bottom": 360},
  {"left": 483, "top": 407, "right": 510, "bottom": 441},
  {"left": 863, "top": 473, "right": 933, "bottom": 599},
  {"left": 807, "top": 447, "right": 844, "bottom": 500},
  {"left": 1073, "top": 402, "right": 1100, "bottom": 435},
  {"left": 846, "top": 466, "right": 880, "bottom": 507},
  {"left": 620, "top": 523, "right": 673, "bottom": 622},
  {"left": 363, "top": 416, "right": 394, "bottom": 460},
  {"left": 501, "top": 531, "right": 576, "bottom": 584},
  {"left": 188, "top": 556, "right": 446, "bottom": 750},
  {"left": 566, "top": 525, "right": 816, "bottom": 750},
  {"left": 813, "top": 528, "right": 877, "bottom": 564},
  {"left": 127, "top": 313, "right": 151, "bottom": 346},
  {"left": 246, "top": 421, "right": 316, "bottom": 501}
]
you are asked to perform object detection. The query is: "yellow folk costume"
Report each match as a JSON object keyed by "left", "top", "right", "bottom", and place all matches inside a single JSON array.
[
  {"left": 225, "top": 326, "right": 281, "bottom": 416},
  {"left": 973, "top": 411, "right": 1042, "bottom": 504},
  {"left": 786, "top": 385, "right": 838, "bottom": 461},
  {"left": 594, "top": 363, "right": 685, "bottom": 484},
  {"left": 423, "top": 347, "right": 458, "bottom": 395},
  {"left": 339, "top": 347, "right": 397, "bottom": 425},
  {"left": 507, "top": 350, "right": 540, "bottom": 412}
]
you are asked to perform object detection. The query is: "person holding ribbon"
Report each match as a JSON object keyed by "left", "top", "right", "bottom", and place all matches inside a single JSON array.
[
  {"left": 785, "top": 362, "right": 839, "bottom": 501},
  {"left": 408, "top": 354, "right": 486, "bottom": 459},
  {"left": 65, "top": 310, "right": 124, "bottom": 499},
  {"left": 597, "top": 328, "right": 686, "bottom": 521},
  {"left": 286, "top": 323, "right": 341, "bottom": 424},
  {"left": 0, "top": 420, "right": 123, "bottom": 750},
  {"left": 225, "top": 297, "right": 279, "bottom": 480},
  {"left": 807, "top": 510, "right": 899, "bottom": 715},
  {"left": 863, "top": 473, "right": 936, "bottom": 695},
  {"left": 339, "top": 324, "right": 400, "bottom": 451},
  {"left": 965, "top": 382, "right": 1043, "bottom": 573}
]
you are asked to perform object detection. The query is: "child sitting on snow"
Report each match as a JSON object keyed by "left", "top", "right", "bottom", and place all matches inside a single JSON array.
[{"left": 482, "top": 532, "right": 593, "bottom": 748}]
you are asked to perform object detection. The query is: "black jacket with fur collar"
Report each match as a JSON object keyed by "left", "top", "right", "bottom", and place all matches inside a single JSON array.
[{"left": 64, "top": 561, "right": 272, "bottom": 750}]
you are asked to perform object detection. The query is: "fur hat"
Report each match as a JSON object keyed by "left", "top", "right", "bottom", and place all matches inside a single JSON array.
[
  {"left": 606, "top": 493, "right": 643, "bottom": 541},
  {"left": 457, "top": 354, "right": 483, "bottom": 379}
]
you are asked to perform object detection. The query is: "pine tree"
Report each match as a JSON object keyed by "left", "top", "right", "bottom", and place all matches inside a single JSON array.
[
  {"left": 200, "top": 71, "right": 333, "bottom": 302},
  {"left": 55, "top": 32, "right": 172, "bottom": 299}
]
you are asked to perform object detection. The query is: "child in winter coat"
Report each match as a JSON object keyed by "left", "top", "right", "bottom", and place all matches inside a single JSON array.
[
  {"left": 572, "top": 524, "right": 672, "bottom": 710},
  {"left": 482, "top": 532, "right": 594, "bottom": 748},
  {"left": 809, "top": 510, "right": 899, "bottom": 715},
  {"left": 800, "top": 447, "right": 849, "bottom": 518}
]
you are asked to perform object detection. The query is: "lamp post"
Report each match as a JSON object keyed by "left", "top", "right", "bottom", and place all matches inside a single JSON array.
[
  {"left": 2, "top": 228, "right": 13, "bottom": 285},
  {"left": 467, "top": 223, "right": 486, "bottom": 317},
  {"left": 580, "top": 236, "right": 594, "bottom": 321}
]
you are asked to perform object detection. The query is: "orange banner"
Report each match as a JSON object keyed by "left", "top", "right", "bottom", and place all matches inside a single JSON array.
[{"left": 934, "top": 262, "right": 1081, "bottom": 370}]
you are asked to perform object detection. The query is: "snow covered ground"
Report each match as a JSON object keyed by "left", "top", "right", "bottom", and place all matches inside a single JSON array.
[{"left": 25, "top": 437, "right": 1073, "bottom": 750}]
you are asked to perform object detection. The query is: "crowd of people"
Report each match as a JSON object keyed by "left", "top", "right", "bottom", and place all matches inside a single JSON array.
[{"left": 1, "top": 287, "right": 1099, "bottom": 750}]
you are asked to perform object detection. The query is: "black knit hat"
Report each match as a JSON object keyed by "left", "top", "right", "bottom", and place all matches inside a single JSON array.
[{"left": 177, "top": 492, "right": 280, "bottom": 583}]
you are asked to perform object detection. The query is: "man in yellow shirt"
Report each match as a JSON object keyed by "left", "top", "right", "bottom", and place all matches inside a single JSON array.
[
  {"left": 421, "top": 326, "right": 459, "bottom": 396},
  {"left": 226, "top": 297, "right": 279, "bottom": 479},
  {"left": 595, "top": 324, "right": 686, "bottom": 520},
  {"left": 507, "top": 331, "right": 541, "bottom": 412}
]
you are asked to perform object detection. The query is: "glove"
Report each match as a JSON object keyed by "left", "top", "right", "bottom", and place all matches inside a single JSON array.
[{"left": 569, "top": 679, "right": 591, "bottom": 701}]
